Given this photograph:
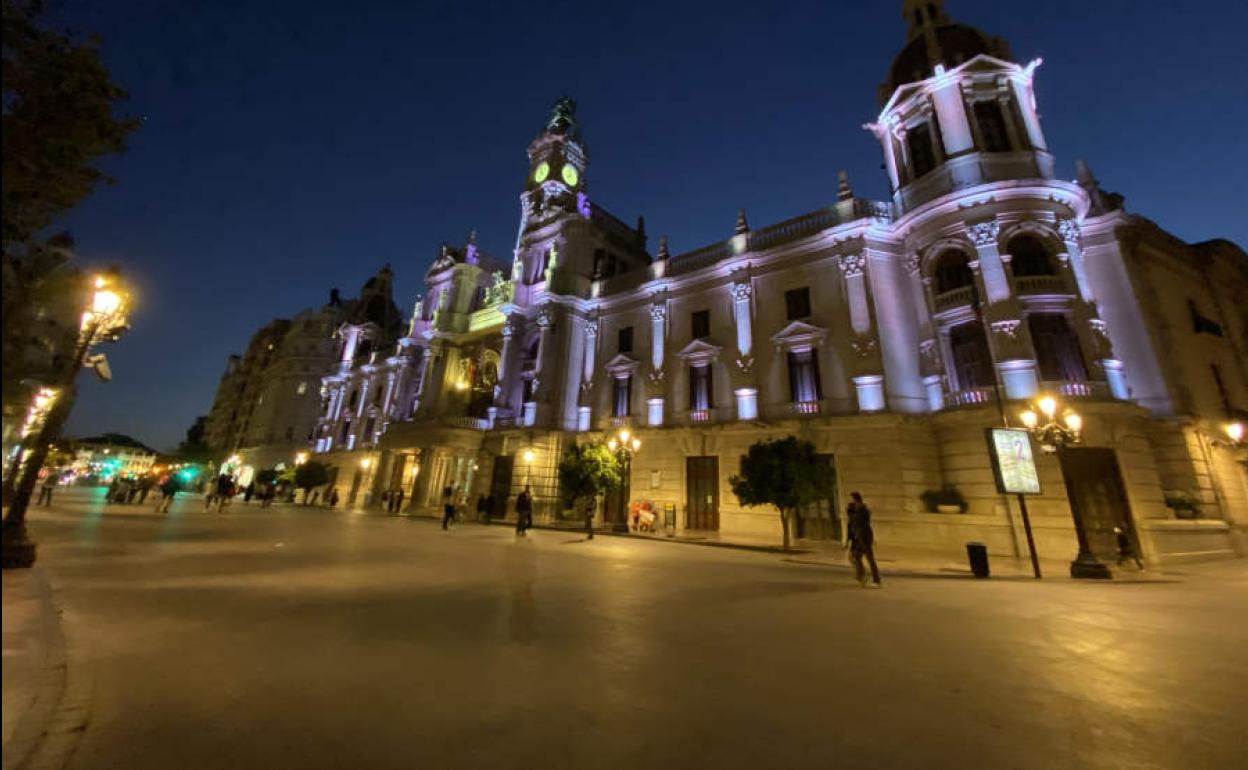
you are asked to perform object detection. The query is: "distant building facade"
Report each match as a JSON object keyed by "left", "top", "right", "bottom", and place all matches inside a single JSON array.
[
  {"left": 202, "top": 268, "right": 401, "bottom": 482},
  {"left": 310, "top": 1, "right": 1247, "bottom": 565}
]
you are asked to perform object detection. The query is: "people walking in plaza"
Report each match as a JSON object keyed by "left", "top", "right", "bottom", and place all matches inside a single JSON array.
[
  {"left": 204, "top": 477, "right": 218, "bottom": 510},
  {"left": 1114, "top": 525, "right": 1144, "bottom": 569},
  {"left": 156, "top": 475, "right": 180, "bottom": 514},
  {"left": 216, "top": 474, "right": 234, "bottom": 512},
  {"left": 515, "top": 485, "right": 533, "bottom": 536},
  {"left": 390, "top": 487, "right": 405, "bottom": 513},
  {"left": 244, "top": 481, "right": 255, "bottom": 504},
  {"left": 137, "top": 476, "right": 153, "bottom": 505},
  {"left": 37, "top": 472, "right": 57, "bottom": 506},
  {"left": 846, "top": 491, "right": 881, "bottom": 587},
  {"left": 583, "top": 497, "right": 594, "bottom": 540},
  {"left": 328, "top": 488, "right": 339, "bottom": 508},
  {"left": 442, "top": 485, "right": 456, "bottom": 530},
  {"left": 476, "top": 493, "right": 488, "bottom": 523}
]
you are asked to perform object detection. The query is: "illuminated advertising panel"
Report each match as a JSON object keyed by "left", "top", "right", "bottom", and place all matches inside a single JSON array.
[{"left": 986, "top": 428, "right": 1041, "bottom": 495}]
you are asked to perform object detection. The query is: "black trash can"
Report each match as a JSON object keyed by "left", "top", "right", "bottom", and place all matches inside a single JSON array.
[{"left": 966, "top": 542, "right": 990, "bottom": 579}]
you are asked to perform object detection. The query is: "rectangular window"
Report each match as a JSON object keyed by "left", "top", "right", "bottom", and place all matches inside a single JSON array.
[
  {"left": 612, "top": 376, "right": 632, "bottom": 417},
  {"left": 340, "top": 419, "right": 352, "bottom": 443},
  {"left": 785, "top": 288, "right": 811, "bottom": 321},
  {"left": 1211, "top": 364, "right": 1232, "bottom": 413},
  {"left": 787, "top": 350, "right": 823, "bottom": 403},
  {"left": 691, "top": 310, "right": 710, "bottom": 339},
  {"left": 1189, "top": 299, "right": 1224, "bottom": 337},
  {"left": 907, "top": 122, "right": 937, "bottom": 178},
  {"left": 689, "top": 364, "right": 713, "bottom": 411},
  {"left": 618, "top": 326, "right": 634, "bottom": 354},
  {"left": 1028, "top": 313, "right": 1088, "bottom": 382},
  {"left": 974, "top": 101, "right": 1011, "bottom": 152},
  {"left": 949, "top": 322, "right": 995, "bottom": 390}
]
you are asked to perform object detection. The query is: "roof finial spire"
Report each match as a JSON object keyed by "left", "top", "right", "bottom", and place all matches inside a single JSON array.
[
  {"left": 837, "top": 170, "right": 854, "bottom": 201},
  {"left": 903, "top": 0, "right": 949, "bottom": 40},
  {"left": 656, "top": 235, "right": 669, "bottom": 261},
  {"left": 465, "top": 229, "right": 478, "bottom": 265},
  {"left": 735, "top": 208, "right": 749, "bottom": 235}
]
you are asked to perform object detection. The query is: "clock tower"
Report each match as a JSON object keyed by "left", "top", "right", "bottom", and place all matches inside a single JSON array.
[{"left": 522, "top": 97, "right": 588, "bottom": 225}]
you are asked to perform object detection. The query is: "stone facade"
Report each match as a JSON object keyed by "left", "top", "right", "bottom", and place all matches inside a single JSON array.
[{"left": 309, "top": 1, "right": 1248, "bottom": 567}]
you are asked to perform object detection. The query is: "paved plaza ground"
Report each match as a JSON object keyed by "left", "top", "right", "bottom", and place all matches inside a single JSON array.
[{"left": 3, "top": 487, "right": 1246, "bottom": 769}]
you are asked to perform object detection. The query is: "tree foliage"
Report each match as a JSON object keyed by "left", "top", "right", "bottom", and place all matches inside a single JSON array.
[
  {"left": 175, "top": 416, "right": 214, "bottom": 464},
  {"left": 557, "top": 441, "right": 622, "bottom": 511},
  {"left": 2, "top": 0, "right": 141, "bottom": 248},
  {"left": 293, "top": 461, "right": 330, "bottom": 494},
  {"left": 729, "top": 436, "right": 834, "bottom": 550},
  {"left": 255, "top": 469, "right": 279, "bottom": 487}
]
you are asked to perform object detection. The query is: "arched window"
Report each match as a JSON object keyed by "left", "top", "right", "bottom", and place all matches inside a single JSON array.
[
  {"left": 1008, "top": 235, "right": 1055, "bottom": 277},
  {"left": 934, "top": 250, "right": 975, "bottom": 295}
]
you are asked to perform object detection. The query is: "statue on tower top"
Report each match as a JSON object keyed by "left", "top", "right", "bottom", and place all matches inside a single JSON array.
[{"left": 546, "top": 96, "right": 578, "bottom": 136}]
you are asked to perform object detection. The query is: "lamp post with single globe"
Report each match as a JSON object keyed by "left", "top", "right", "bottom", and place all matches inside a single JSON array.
[
  {"left": 3, "top": 273, "right": 131, "bottom": 568},
  {"left": 1018, "top": 395, "right": 1109, "bottom": 579},
  {"left": 606, "top": 428, "right": 642, "bottom": 532}
]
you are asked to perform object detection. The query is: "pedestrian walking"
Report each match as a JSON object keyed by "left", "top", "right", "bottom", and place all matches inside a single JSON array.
[
  {"left": 476, "top": 494, "right": 488, "bottom": 523},
  {"left": 515, "top": 485, "right": 533, "bottom": 536},
  {"left": 37, "top": 473, "right": 57, "bottom": 506},
  {"left": 244, "top": 481, "right": 255, "bottom": 504},
  {"left": 216, "top": 474, "right": 234, "bottom": 512},
  {"left": 156, "top": 475, "right": 180, "bottom": 514},
  {"left": 442, "top": 485, "right": 456, "bottom": 530},
  {"left": 1114, "top": 525, "right": 1144, "bottom": 569},
  {"left": 124, "top": 478, "right": 139, "bottom": 504},
  {"left": 328, "top": 488, "right": 339, "bottom": 508},
  {"left": 583, "top": 497, "right": 595, "bottom": 540},
  {"left": 392, "top": 487, "right": 405, "bottom": 513},
  {"left": 137, "top": 476, "right": 152, "bottom": 505},
  {"left": 846, "top": 491, "right": 881, "bottom": 587},
  {"left": 203, "top": 477, "right": 218, "bottom": 510}
]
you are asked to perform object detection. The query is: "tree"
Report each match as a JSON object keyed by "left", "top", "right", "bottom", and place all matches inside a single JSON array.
[
  {"left": 557, "top": 441, "right": 622, "bottom": 516},
  {"left": 729, "top": 436, "right": 834, "bottom": 550},
  {"left": 255, "top": 469, "right": 279, "bottom": 487},
  {"left": 293, "top": 461, "right": 330, "bottom": 504},
  {"left": 175, "top": 416, "right": 214, "bottom": 464},
  {"left": 2, "top": 0, "right": 142, "bottom": 248}
]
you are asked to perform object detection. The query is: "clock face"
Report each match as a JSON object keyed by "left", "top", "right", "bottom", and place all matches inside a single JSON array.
[
  {"left": 561, "top": 163, "right": 579, "bottom": 187},
  {"left": 533, "top": 162, "right": 550, "bottom": 183}
]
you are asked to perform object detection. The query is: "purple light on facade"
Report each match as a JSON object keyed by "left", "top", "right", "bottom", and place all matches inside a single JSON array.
[
  {"left": 577, "top": 192, "right": 592, "bottom": 218},
  {"left": 465, "top": 243, "right": 478, "bottom": 265}
]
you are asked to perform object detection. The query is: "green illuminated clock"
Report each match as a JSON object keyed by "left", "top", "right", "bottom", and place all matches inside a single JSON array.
[
  {"left": 533, "top": 162, "right": 550, "bottom": 183},
  {"left": 561, "top": 163, "right": 579, "bottom": 186}
]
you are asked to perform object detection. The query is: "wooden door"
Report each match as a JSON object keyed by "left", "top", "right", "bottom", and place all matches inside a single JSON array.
[
  {"left": 1058, "top": 447, "right": 1136, "bottom": 560},
  {"left": 489, "top": 455, "right": 514, "bottom": 518},
  {"left": 686, "top": 456, "right": 720, "bottom": 531}
]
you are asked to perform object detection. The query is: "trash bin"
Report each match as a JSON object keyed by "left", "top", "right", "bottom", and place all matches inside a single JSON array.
[{"left": 966, "top": 542, "right": 990, "bottom": 578}]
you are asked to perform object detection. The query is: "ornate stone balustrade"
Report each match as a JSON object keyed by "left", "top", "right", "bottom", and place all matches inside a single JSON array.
[
  {"left": 1041, "top": 380, "right": 1112, "bottom": 400},
  {"left": 1015, "top": 275, "right": 1068, "bottom": 296},
  {"left": 945, "top": 387, "right": 996, "bottom": 408},
  {"left": 934, "top": 286, "right": 974, "bottom": 312}
]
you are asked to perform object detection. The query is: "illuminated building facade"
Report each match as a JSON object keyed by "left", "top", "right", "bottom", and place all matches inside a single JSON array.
[{"left": 314, "top": 2, "right": 1247, "bottom": 564}]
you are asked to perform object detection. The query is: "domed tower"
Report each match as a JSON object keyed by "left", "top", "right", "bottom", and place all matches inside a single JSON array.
[
  {"left": 870, "top": 1, "right": 1127, "bottom": 407},
  {"left": 869, "top": 0, "right": 1052, "bottom": 216}
]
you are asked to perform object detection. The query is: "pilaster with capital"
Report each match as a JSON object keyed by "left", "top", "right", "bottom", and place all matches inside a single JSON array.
[
  {"left": 966, "top": 219, "right": 1011, "bottom": 305},
  {"left": 731, "top": 277, "right": 754, "bottom": 357},
  {"left": 838, "top": 253, "right": 883, "bottom": 377},
  {"left": 1057, "top": 218, "right": 1095, "bottom": 302}
]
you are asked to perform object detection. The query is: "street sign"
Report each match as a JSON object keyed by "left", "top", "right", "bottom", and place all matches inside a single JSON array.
[{"left": 987, "top": 427, "right": 1041, "bottom": 495}]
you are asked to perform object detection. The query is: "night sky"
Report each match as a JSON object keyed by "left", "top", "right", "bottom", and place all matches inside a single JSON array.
[{"left": 51, "top": 0, "right": 1248, "bottom": 451}]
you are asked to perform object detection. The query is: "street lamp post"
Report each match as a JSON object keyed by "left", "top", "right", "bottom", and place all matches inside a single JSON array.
[
  {"left": 606, "top": 428, "right": 641, "bottom": 532},
  {"left": 3, "top": 273, "right": 130, "bottom": 568},
  {"left": 1019, "top": 395, "right": 1110, "bottom": 579}
]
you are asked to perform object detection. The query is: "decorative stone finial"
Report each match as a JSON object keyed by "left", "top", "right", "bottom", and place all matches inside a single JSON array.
[
  {"left": 657, "top": 235, "right": 669, "bottom": 261},
  {"left": 636, "top": 215, "right": 646, "bottom": 239},
  {"left": 465, "top": 229, "right": 478, "bottom": 265},
  {"left": 837, "top": 170, "right": 854, "bottom": 201},
  {"left": 735, "top": 208, "right": 749, "bottom": 235}
]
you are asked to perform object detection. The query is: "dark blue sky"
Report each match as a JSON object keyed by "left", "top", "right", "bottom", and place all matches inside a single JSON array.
[{"left": 53, "top": 0, "right": 1248, "bottom": 450}]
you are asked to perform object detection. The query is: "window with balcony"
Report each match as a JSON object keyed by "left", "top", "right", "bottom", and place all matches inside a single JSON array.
[
  {"left": 1008, "top": 235, "right": 1055, "bottom": 277},
  {"left": 785, "top": 288, "right": 811, "bottom": 321},
  {"left": 787, "top": 349, "right": 823, "bottom": 404},
  {"left": 949, "top": 321, "right": 994, "bottom": 390},
  {"left": 973, "top": 101, "right": 1011, "bottom": 152},
  {"left": 691, "top": 310, "right": 710, "bottom": 339},
  {"left": 618, "top": 326, "right": 634, "bottom": 354},
  {"left": 689, "top": 364, "right": 713, "bottom": 412},
  {"left": 907, "top": 122, "right": 937, "bottom": 179},
  {"left": 1028, "top": 313, "right": 1087, "bottom": 382},
  {"left": 612, "top": 376, "right": 632, "bottom": 417},
  {"left": 934, "top": 250, "right": 975, "bottom": 295}
]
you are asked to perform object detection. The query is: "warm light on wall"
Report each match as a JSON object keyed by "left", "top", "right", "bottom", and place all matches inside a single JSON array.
[
  {"left": 522, "top": 449, "right": 535, "bottom": 464},
  {"left": 1226, "top": 422, "right": 1244, "bottom": 444}
]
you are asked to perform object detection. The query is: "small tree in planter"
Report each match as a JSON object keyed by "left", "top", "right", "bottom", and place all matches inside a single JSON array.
[
  {"left": 557, "top": 441, "right": 622, "bottom": 521},
  {"left": 1163, "top": 489, "right": 1201, "bottom": 519},
  {"left": 920, "top": 485, "right": 968, "bottom": 513},
  {"left": 729, "top": 436, "right": 833, "bottom": 550},
  {"left": 294, "top": 461, "right": 330, "bottom": 504}
]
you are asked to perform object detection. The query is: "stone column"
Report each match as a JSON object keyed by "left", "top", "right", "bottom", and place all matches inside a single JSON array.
[
  {"left": 647, "top": 300, "right": 667, "bottom": 426},
  {"left": 578, "top": 315, "right": 598, "bottom": 431},
  {"left": 731, "top": 279, "right": 753, "bottom": 357},
  {"left": 1057, "top": 218, "right": 1094, "bottom": 302},
  {"left": 966, "top": 219, "right": 1011, "bottom": 303},
  {"left": 968, "top": 218, "right": 1037, "bottom": 400},
  {"left": 931, "top": 68, "right": 973, "bottom": 155},
  {"left": 840, "top": 253, "right": 885, "bottom": 412}
]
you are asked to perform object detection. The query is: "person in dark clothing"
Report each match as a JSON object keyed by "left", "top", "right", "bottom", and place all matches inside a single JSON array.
[
  {"left": 515, "top": 486, "right": 533, "bottom": 536},
  {"left": 476, "top": 494, "right": 488, "bottom": 522},
  {"left": 583, "top": 497, "right": 595, "bottom": 540},
  {"left": 441, "top": 485, "right": 456, "bottom": 529},
  {"left": 328, "top": 488, "right": 339, "bottom": 508},
  {"left": 156, "top": 476, "right": 180, "bottom": 514},
  {"left": 244, "top": 481, "right": 255, "bottom": 504},
  {"left": 37, "top": 473, "right": 57, "bottom": 506},
  {"left": 846, "top": 491, "right": 881, "bottom": 587},
  {"left": 1114, "top": 525, "right": 1144, "bottom": 569},
  {"left": 392, "top": 487, "right": 405, "bottom": 513}
]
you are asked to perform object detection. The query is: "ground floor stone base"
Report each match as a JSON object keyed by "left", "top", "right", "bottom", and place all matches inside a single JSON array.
[{"left": 301, "top": 404, "right": 1245, "bottom": 568}]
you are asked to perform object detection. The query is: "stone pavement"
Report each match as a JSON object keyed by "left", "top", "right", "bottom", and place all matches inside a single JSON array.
[{"left": 2, "top": 567, "right": 65, "bottom": 770}]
